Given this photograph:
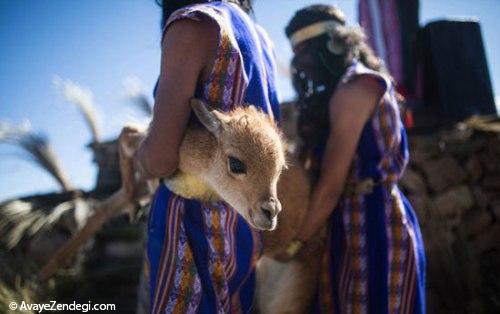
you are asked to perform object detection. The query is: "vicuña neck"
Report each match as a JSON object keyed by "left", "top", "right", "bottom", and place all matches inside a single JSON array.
[{"left": 178, "top": 126, "right": 218, "bottom": 176}]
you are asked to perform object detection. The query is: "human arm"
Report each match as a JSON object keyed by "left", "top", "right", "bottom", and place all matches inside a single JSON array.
[
  {"left": 274, "top": 76, "right": 387, "bottom": 262},
  {"left": 135, "top": 17, "right": 219, "bottom": 178}
]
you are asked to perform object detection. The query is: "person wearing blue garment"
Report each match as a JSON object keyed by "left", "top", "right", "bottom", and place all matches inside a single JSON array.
[
  {"left": 278, "top": 5, "right": 426, "bottom": 313},
  {"left": 123, "top": 0, "right": 280, "bottom": 313}
]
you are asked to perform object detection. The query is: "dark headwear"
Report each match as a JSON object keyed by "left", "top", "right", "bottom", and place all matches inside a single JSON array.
[{"left": 157, "top": 0, "right": 252, "bottom": 28}]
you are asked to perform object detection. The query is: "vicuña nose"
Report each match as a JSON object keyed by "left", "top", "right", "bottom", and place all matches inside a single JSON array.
[{"left": 260, "top": 198, "right": 281, "bottom": 220}]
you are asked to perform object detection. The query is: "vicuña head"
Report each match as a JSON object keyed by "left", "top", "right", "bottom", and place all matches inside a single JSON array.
[{"left": 168, "top": 99, "right": 286, "bottom": 231}]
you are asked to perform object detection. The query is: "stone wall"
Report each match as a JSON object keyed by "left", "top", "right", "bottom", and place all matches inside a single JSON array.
[{"left": 400, "top": 120, "right": 500, "bottom": 313}]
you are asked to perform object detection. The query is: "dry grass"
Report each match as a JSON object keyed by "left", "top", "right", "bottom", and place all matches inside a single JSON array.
[
  {"left": 53, "top": 77, "right": 101, "bottom": 143},
  {"left": 123, "top": 76, "right": 153, "bottom": 117},
  {"left": 0, "top": 278, "right": 38, "bottom": 314},
  {"left": 0, "top": 251, "right": 51, "bottom": 314},
  {"left": 0, "top": 199, "right": 89, "bottom": 250},
  {"left": 0, "top": 122, "right": 73, "bottom": 191}
]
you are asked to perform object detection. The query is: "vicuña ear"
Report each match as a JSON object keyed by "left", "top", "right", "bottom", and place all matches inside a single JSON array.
[{"left": 190, "top": 98, "right": 227, "bottom": 136}]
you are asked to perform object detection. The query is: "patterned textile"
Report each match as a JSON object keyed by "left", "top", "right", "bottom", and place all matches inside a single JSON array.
[
  {"left": 146, "top": 2, "right": 279, "bottom": 313},
  {"left": 359, "top": 0, "right": 420, "bottom": 98},
  {"left": 359, "top": 0, "right": 403, "bottom": 86},
  {"left": 316, "top": 61, "right": 425, "bottom": 314}
]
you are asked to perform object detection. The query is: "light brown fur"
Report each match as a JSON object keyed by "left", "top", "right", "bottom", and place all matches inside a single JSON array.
[
  {"left": 257, "top": 160, "right": 323, "bottom": 314},
  {"left": 168, "top": 101, "right": 287, "bottom": 230},
  {"left": 122, "top": 99, "right": 320, "bottom": 312},
  {"left": 171, "top": 100, "right": 321, "bottom": 313}
]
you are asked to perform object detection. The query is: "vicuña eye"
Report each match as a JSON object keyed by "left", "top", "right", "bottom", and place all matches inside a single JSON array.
[{"left": 228, "top": 156, "right": 246, "bottom": 174}]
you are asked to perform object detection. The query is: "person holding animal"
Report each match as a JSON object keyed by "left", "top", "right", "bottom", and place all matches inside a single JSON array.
[
  {"left": 121, "top": 0, "right": 282, "bottom": 313},
  {"left": 279, "top": 5, "right": 426, "bottom": 313}
]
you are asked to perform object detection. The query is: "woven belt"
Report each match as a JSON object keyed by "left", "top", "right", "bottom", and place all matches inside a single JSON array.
[{"left": 343, "top": 177, "right": 397, "bottom": 196}]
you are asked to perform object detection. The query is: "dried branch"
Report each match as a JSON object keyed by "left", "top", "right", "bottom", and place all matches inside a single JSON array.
[
  {"left": 38, "top": 188, "right": 131, "bottom": 280},
  {"left": 0, "top": 122, "right": 73, "bottom": 191},
  {"left": 39, "top": 126, "right": 155, "bottom": 280},
  {"left": 123, "top": 76, "right": 153, "bottom": 117},
  {"left": 54, "top": 77, "right": 101, "bottom": 143}
]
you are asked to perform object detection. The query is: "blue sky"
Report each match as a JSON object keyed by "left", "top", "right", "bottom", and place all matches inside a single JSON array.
[{"left": 0, "top": 0, "right": 499, "bottom": 201}]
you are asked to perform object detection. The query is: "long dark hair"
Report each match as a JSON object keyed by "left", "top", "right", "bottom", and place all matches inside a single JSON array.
[
  {"left": 286, "top": 5, "right": 385, "bottom": 75},
  {"left": 156, "top": 0, "right": 253, "bottom": 28},
  {"left": 286, "top": 5, "right": 388, "bottom": 174}
]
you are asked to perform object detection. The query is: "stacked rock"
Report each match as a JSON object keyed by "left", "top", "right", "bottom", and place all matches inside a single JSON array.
[{"left": 400, "top": 118, "right": 500, "bottom": 313}]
